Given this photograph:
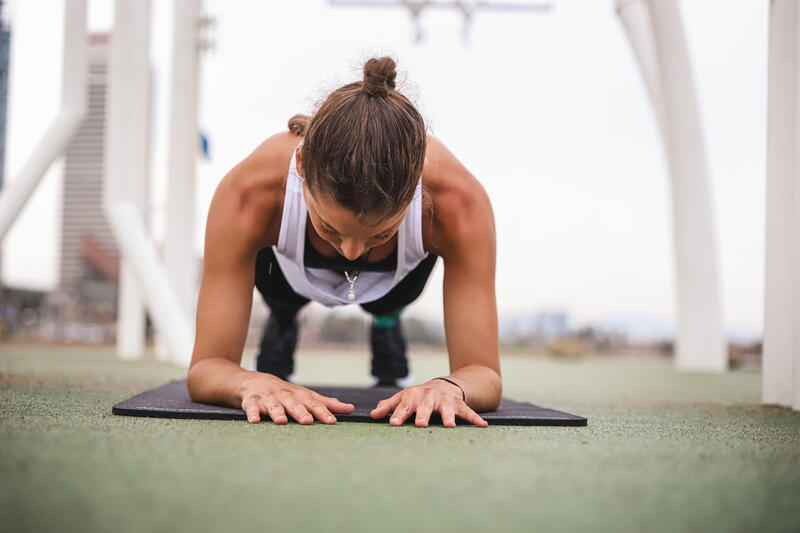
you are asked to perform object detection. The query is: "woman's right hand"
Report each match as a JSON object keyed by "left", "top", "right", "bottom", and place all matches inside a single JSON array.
[{"left": 239, "top": 372, "right": 355, "bottom": 425}]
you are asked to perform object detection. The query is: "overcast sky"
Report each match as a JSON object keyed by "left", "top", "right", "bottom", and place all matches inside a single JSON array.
[{"left": 1, "top": 0, "right": 767, "bottom": 338}]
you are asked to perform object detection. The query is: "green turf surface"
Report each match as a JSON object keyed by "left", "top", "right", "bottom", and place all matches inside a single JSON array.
[{"left": 1, "top": 344, "right": 798, "bottom": 533}]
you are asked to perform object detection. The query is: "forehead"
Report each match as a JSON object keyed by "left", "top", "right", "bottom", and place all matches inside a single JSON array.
[{"left": 304, "top": 185, "right": 407, "bottom": 234}]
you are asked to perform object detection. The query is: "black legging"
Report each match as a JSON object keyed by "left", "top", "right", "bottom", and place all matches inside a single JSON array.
[{"left": 254, "top": 246, "right": 439, "bottom": 322}]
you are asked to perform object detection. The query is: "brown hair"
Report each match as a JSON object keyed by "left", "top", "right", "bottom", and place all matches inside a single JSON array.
[{"left": 287, "top": 56, "right": 427, "bottom": 218}]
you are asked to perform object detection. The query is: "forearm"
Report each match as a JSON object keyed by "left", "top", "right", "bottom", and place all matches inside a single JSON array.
[
  {"left": 440, "top": 363, "right": 502, "bottom": 413},
  {"left": 186, "top": 357, "right": 257, "bottom": 408}
]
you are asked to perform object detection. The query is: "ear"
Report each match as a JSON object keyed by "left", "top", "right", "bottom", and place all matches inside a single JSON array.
[{"left": 295, "top": 146, "right": 305, "bottom": 178}]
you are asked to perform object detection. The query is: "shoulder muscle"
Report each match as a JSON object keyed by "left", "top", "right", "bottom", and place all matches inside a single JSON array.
[
  {"left": 206, "top": 131, "right": 301, "bottom": 259},
  {"left": 422, "top": 137, "right": 495, "bottom": 260}
]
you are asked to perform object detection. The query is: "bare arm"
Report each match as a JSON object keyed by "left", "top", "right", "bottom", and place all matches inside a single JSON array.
[
  {"left": 439, "top": 185, "right": 502, "bottom": 412},
  {"left": 187, "top": 135, "right": 354, "bottom": 423},
  {"left": 370, "top": 138, "right": 501, "bottom": 427},
  {"left": 186, "top": 175, "right": 263, "bottom": 407}
]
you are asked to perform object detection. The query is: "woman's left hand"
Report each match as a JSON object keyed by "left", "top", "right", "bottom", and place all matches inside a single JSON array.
[{"left": 369, "top": 379, "right": 489, "bottom": 428}]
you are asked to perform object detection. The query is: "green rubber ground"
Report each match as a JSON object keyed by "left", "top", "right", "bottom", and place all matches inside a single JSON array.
[{"left": 1, "top": 344, "right": 798, "bottom": 533}]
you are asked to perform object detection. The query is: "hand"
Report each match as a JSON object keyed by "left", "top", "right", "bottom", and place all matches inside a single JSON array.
[
  {"left": 239, "top": 372, "right": 355, "bottom": 425},
  {"left": 369, "top": 379, "right": 489, "bottom": 428}
]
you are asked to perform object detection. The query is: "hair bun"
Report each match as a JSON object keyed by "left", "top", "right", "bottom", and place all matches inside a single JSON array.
[
  {"left": 288, "top": 114, "right": 310, "bottom": 136},
  {"left": 362, "top": 56, "right": 397, "bottom": 97}
]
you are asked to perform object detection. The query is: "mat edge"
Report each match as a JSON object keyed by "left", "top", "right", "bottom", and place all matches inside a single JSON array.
[{"left": 112, "top": 405, "right": 587, "bottom": 426}]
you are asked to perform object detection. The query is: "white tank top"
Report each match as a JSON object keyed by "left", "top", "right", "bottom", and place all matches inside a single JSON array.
[{"left": 272, "top": 144, "right": 429, "bottom": 307}]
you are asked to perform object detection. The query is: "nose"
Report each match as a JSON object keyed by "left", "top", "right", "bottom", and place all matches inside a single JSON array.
[{"left": 340, "top": 238, "right": 366, "bottom": 261}]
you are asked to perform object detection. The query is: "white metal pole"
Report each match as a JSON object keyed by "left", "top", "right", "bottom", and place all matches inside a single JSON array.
[
  {"left": 764, "top": 0, "right": 799, "bottom": 410},
  {"left": 106, "top": 206, "right": 194, "bottom": 363},
  {"left": 105, "top": 0, "right": 193, "bottom": 365},
  {"left": 165, "top": 0, "right": 201, "bottom": 344},
  {"left": 645, "top": 0, "right": 726, "bottom": 372},
  {"left": 0, "top": 0, "right": 87, "bottom": 241},
  {"left": 615, "top": 0, "right": 667, "bottom": 137},
  {"left": 117, "top": 262, "right": 145, "bottom": 359},
  {"left": 107, "top": 0, "right": 150, "bottom": 359}
]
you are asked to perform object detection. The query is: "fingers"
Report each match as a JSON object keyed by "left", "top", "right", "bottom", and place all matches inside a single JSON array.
[
  {"left": 279, "top": 389, "right": 347, "bottom": 425},
  {"left": 242, "top": 394, "right": 288, "bottom": 425},
  {"left": 262, "top": 396, "right": 288, "bottom": 425},
  {"left": 414, "top": 398, "right": 434, "bottom": 428},
  {"left": 440, "top": 401, "right": 457, "bottom": 428},
  {"left": 370, "top": 392, "right": 402, "bottom": 419},
  {"left": 242, "top": 396, "right": 262, "bottom": 424},
  {"left": 279, "top": 394, "right": 314, "bottom": 425},
  {"left": 457, "top": 403, "right": 489, "bottom": 428},
  {"left": 372, "top": 387, "right": 489, "bottom": 428},
  {"left": 390, "top": 400, "right": 414, "bottom": 426},
  {"left": 438, "top": 398, "right": 488, "bottom": 428},
  {"left": 319, "top": 395, "right": 355, "bottom": 414},
  {"left": 241, "top": 382, "right": 351, "bottom": 425},
  {"left": 304, "top": 395, "right": 337, "bottom": 425},
  {"left": 244, "top": 386, "right": 489, "bottom": 428}
]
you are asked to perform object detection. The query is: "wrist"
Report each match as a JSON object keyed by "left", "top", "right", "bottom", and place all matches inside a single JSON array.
[
  {"left": 236, "top": 369, "right": 275, "bottom": 402},
  {"left": 431, "top": 376, "right": 466, "bottom": 402}
]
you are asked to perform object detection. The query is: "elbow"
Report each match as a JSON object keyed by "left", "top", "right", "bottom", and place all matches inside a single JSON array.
[
  {"left": 483, "top": 368, "right": 503, "bottom": 411},
  {"left": 484, "top": 367, "right": 503, "bottom": 411},
  {"left": 186, "top": 359, "right": 206, "bottom": 402}
]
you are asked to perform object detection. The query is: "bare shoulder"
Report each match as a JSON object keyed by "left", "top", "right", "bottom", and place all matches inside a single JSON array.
[
  {"left": 421, "top": 136, "right": 495, "bottom": 258},
  {"left": 206, "top": 131, "right": 302, "bottom": 257}
]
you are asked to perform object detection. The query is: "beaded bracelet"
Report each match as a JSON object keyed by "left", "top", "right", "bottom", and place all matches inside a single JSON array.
[{"left": 433, "top": 377, "right": 466, "bottom": 402}]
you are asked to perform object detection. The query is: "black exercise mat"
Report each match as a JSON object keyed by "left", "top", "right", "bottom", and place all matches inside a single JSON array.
[
  {"left": 112, "top": 379, "right": 587, "bottom": 426},
  {"left": 111, "top": 380, "right": 586, "bottom": 426}
]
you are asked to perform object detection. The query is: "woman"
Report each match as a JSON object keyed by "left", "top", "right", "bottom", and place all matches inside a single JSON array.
[{"left": 187, "top": 56, "right": 500, "bottom": 428}]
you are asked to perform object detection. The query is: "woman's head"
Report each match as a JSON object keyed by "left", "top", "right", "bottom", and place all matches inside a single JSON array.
[{"left": 288, "top": 56, "right": 427, "bottom": 221}]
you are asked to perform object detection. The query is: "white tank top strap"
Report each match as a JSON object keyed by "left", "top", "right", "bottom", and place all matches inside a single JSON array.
[{"left": 273, "top": 143, "right": 428, "bottom": 307}]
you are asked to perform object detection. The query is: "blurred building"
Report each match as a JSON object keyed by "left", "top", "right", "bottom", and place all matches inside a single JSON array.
[
  {"left": 55, "top": 34, "right": 121, "bottom": 322},
  {"left": 35, "top": 33, "right": 152, "bottom": 344}
]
